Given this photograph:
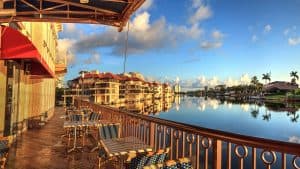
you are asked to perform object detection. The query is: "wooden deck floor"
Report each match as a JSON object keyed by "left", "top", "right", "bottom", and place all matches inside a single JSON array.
[{"left": 7, "top": 107, "right": 115, "bottom": 169}]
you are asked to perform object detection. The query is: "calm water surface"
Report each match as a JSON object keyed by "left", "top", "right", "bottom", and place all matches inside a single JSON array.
[{"left": 151, "top": 96, "right": 300, "bottom": 143}]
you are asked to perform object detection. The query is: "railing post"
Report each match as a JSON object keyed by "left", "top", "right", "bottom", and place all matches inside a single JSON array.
[
  {"left": 213, "top": 139, "right": 222, "bottom": 169},
  {"left": 149, "top": 122, "right": 156, "bottom": 149}
]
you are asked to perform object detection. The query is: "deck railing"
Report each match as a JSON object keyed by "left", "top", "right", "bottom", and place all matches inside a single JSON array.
[{"left": 75, "top": 99, "right": 300, "bottom": 169}]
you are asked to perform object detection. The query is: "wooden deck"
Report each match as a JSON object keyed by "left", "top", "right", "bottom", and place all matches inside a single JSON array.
[{"left": 7, "top": 107, "right": 116, "bottom": 169}]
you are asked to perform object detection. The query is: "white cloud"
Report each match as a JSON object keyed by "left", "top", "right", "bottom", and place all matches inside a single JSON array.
[
  {"left": 189, "top": 5, "right": 212, "bottom": 24},
  {"left": 201, "top": 41, "right": 223, "bottom": 49},
  {"left": 224, "top": 77, "right": 239, "bottom": 87},
  {"left": 139, "top": 0, "right": 153, "bottom": 11},
  {"left": 200, "top": 30, "right": 224, "bottom": 49},
  {"left": 57, "top": 39, "right": 76, "bottom": 65},
  {"left": 84, "top": 52, "right": 101, "bottom": 65},
  {"left": 288, "top": 37, "right": 300, "bottom": 46},
  {"left": 74, "top": 11, "right": 204, "bottom": 55},
  {"left": 240, "top": 74, "right": 251, "bottom": 85},
  {"left": 176, "top": 23, "right": 204, "bottom": 39},
  {"left": 288, "top": 136, "right": 300, "bottom": 144},
  {"left": 252, "top": 35, "right": 258, "bottom": 42},
  {"left": 192, "top": 0, "right": 202, "bottom": 8},
  {"left": 264, "top": 24, "right": 272, "bottom": 33},
  {"left": 283, "top": 29, "right": 290, "bottom": 36},
  {"left": 212, "top": 30, "right": 224, "bottom": 40},
  {"left": 65, "top": 23, "right": 76, "bottom": 32}
]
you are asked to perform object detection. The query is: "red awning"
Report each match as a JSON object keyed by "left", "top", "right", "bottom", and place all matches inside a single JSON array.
[{"left": 0, "top": 25, "right": 54, "bottom": 78}]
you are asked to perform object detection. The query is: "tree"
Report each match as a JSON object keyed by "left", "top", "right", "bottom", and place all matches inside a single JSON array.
[
  {"left": 251, "top": 76, "right": 259, "bottom": 86},
  {"left": 290, "top": 71, "right": 299, "bottom": 84},
  {"left": 262, "top": 73, "right": 271, "bottom": 84},
  {"left": 250, "top": 109, "right": 259, "bottom": 118},
  {"left": 250, "top": 76, "right": 260, "bottom": 94}
]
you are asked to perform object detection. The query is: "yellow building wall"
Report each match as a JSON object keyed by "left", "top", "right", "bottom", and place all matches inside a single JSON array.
[
  {"left": 0, "top": 22, "right": 61, "bottom": 137},
  {"left": 0, "top": 61, "right": 7, "bottom": 136}
]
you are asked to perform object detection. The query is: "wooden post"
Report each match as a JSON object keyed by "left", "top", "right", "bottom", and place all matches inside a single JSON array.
[
  {"left": 213, "top": 139, "right": 222, "bottom": 169},
  {"left": 149, "top": 122, "right": 156, "bottom": 148}
]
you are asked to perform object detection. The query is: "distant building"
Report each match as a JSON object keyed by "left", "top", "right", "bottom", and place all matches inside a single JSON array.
[
  {"left": 263, "top": 81, "right": 298, "bottom": 93},
  {"left": 174, "top": 84, "right": 181, "bottom": 93},
  {"left": 63, "top": 71, "right": 174, "bottom": 105},
  {"left": 215, "top": 85, "right": 226, "bottom": 91}
]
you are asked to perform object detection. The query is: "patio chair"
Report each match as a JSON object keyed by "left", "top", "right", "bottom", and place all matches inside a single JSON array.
[
  {"left": 125, "top": 151, "right": 151, "bottom": 169},
  {"left": 98, "top": 123, "right": 120, "bottom": 140},
  {"left": 125, "top": 147, "right": 170, "bottom": 169},
  {"left": 142, "top": 157, "right": 193, "bottom": 169},
  {"left": 144, "top": 147, "right": 170, "bottom": 166},
  {"left": 0, "top": 138, "right": 9, "bottom": 169}
]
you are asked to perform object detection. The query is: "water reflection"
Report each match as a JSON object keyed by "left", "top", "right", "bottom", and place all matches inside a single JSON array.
[
  {"left": 112, "top": 97, "right": 174, "bottom": 115},
  {"left": 111, "top": 95, "right": 300, "bottom": 124},
  {"left": 108, "top": 96, "right": 300, "bottom": 143},
  {"left": 150, "top": 96, "right": 300, "bottom": 143}
]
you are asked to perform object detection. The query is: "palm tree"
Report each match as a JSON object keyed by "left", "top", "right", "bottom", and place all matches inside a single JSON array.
[
  {"left": 262, "top": 73, "right": 271, "bottom": 84},
  {"left": 251, "top": 76, "right": 259, "bottom": 85},
  {"left": 251, "top": 76, "right": 260, "bottom": 94},
  {"left": 287, "top": 111, "right": 299, "bottom": 123},
  {"left": 290, "top": 71, "right": 299, "bottom": 84},
  {"left": 250, "top": 109, "right": 259, "bottom": 118},
  {"left": 262, "top": 109, "right": 271, "bottom": 121}
]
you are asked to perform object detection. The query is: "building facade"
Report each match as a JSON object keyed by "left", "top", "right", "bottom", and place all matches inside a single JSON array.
[
  {"left": 0, "top": 22, "right": 63, "bottom": 138},
  {"left": 64, "top": 71, "right": 174, "bottom": 105}
]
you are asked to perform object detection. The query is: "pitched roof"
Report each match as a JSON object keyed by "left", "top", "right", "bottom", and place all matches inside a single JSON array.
[{"left": 263, "top": 81, "right": 299, "bottom": 91}]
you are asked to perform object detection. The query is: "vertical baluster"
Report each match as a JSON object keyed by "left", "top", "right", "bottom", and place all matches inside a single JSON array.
[
  {"left": 189, "top": 135, "right": 193, "bottom": 158},
  {"left": 196, "top": 135, "right": 200, "bottom": 169},
  {"left": 281, "top": 153, "right": 286, "bottom": 169},
  {"left": 143, "top": 122, "right": 147, "bottom": 144},
  {"left": 170, "top": 128, "right": 174, "bottom": 160},
  {"left": 234, "top": 145, "right": 248, "bottom": 169},
  {"left": 149, "top": 122, "right": 156, "bottom": 149},
  {"left": 261, "top": 150, "right": 276, "bottom": 169},
  {"left": 252, "top": 147, "right": 256, "bottom": 169},
  {"left": 158, "top": 125, "right": 162, "bottom": 149},
  {"left": 182, "top": 132, "right": 186, "bottom": 157},
  {"left": 227, "top": 143, "right": 231, "bottom": 169},
  {"left": 213, "top": 139, "right": 222, "bottom": 169},
  {"left": 175, "top": 131, "right": 181, "bottom": 159},
  {"left": 201, "top": 137, "right": 211, "bottom": 169},
  {"left": 163, "top": 126, "right": 166, "bottom": 149},
  {"left": 138, "top": 119, "right": 141, "bottom": 140}
]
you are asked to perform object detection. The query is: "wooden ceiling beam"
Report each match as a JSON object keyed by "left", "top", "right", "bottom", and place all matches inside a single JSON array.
[
  {"left": 20, "top": 0, "right": 40, "bottom": 12},
  {"left": 43, "top": 3, "right": 67, "bottom": 11},
  {"left": 43, "top": 0, "right": 119, "bottom": 15},
  {"left": 0, "top": 16, "right": 121, "bottom": 26}
]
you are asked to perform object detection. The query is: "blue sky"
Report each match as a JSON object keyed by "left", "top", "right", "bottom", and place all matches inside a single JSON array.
[{"left": 58, "top": 0, "right": 300, "bottom": 90}]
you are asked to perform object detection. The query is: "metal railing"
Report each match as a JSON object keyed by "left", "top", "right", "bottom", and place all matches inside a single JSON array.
[{"left": 75, "top": 99, "right": 300, "bottom": 169}]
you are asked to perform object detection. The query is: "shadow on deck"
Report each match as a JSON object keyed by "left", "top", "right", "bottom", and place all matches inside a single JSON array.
[{"left": 7, "top": 107, "right": 115, "bottom": 169}]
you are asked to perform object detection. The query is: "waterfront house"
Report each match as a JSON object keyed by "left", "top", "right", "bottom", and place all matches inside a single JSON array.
[{"left": 263, "top": 81, "right": 299, "bottom": 93}]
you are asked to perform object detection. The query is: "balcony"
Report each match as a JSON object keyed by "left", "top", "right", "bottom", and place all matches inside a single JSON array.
[{"left": 7, "top": 101, "right": 300, "bottom": 169}]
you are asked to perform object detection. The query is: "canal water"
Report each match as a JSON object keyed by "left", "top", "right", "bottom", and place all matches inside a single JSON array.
[{"left": 151, "top": 96, "right": 300, "bottom": 144}]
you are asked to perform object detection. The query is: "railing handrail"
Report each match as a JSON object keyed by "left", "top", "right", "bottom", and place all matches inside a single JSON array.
[{"left": 83, "top": 100, "right": 300, "bottom": 156}]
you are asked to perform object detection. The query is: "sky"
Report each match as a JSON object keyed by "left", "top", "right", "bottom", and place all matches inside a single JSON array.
[{"left": 58, "top": 0, "right": 300, "bottom": 91}]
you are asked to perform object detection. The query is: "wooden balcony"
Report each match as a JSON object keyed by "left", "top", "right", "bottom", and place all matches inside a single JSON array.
[{"left": 76, "top": 99, "right": 300, "bottom": 169}]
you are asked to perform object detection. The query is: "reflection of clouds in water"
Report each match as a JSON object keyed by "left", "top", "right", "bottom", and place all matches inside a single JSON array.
[
  {"left": 227, "top": 103, "right": 232, "bottom": 109},
  {"left": 224, "top": 101, "right": 232, "bottom": 109},
  {"left": 288, "top": 136, "right": 300, "bottom": 143},
  {"left": 197, "top": 98, "right": 219, "bottom": 111},
  {"left": 198, "top": 102, "right": 206, "bottom": 111},
  {"left": 208, "top": 99, "right": 219, "bottom": 110},
  {"left": 241, "top": 104, "right": 250, "bottom": 112},
  {"left": 176, "top": 104, "right": 180, "bottom": 111}
]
